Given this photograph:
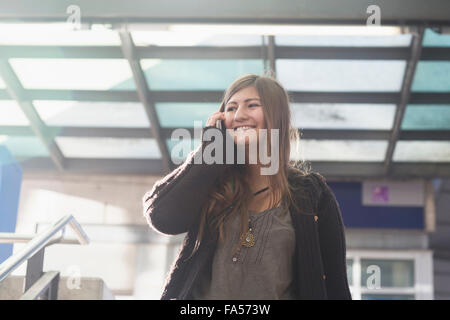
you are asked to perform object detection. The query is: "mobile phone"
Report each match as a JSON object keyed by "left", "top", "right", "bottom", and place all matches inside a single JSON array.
[{"left": 215, "top": 119, "right": 224, "bottom": 130}]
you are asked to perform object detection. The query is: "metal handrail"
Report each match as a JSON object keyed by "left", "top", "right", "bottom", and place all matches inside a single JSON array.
[
  {"left": 0, "top": 214, "right": 89, "bottom": 283},
  {"left": 0, "top": 233, "right": 80, "bottom": 245}
]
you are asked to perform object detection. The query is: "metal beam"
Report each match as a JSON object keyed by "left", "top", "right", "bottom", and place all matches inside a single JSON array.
[
  {"left": 289, "top": 91, "right": 400, "bottom": 104},
  {"left": 0, "top": 0, "right": 449, "bottom": 26},
  {"left": 0, "top": 89, "right": 408, "bottom": 104},
  {"left": 313, "top": 161, "right": 450, "bottom": 179},
  {"left": 276, "top": 46, "right": 410, "bottom": 60},
  {"left": 119, "top": 30, "right": 172, "bottom": 173},
  {"left": 384, "top": 27, "right": 425, "bottom": 175},
  {"left": 0, "top": 46, "right": 123, "bottom": 59},
  {"left": 19, "top": 89, "right": 140, "bottom": 102},
  {"left": 0, "top": 45, "right": 261, "bottom": 59},
  {"left": 267, "top": 36, "right": 276, "bottom": 76},
  {"left": 6, "top": 45, "right": 449, "bottom": 61},
  {"left": 7, "top": 89, "right": 447, "bottom": 104},
  {"left": 410, "top": 93, "right": 450, "bottom": 104},
  {"left": 299, "top": 129, "right": 391, "bottom": 140},
  {"left": 3, "top": 126, "right": 450, "bottom": 141},
  {"left": 421, "top": 47, "right": 450, "bottom": 61},
  {"left": 0, "top": 60, "right": 65, "bottom": 170},
  {"left": 137, "top": 46, "right": 263, "bottom": 59},
  {"left": 52, "top": 127, "right": 152, "bottom": 138},
  {"left": 19, "top": 157, "right": 164, "bottom": 175},
  {"left": 16, "top": 157, "right": 450, "bottom": 178}
]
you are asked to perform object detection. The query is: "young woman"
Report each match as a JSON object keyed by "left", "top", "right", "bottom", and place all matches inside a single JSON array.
[{"left": 143, "top": 74, "right": 352, "bottom": 300}]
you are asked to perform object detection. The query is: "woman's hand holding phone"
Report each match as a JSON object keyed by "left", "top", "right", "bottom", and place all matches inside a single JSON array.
[{"left": 206, "top": 112, "right": 225, "bottom": 129}]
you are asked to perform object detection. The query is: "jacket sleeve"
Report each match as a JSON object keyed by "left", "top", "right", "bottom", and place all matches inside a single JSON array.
[
  {"left": 143, "top": 126, "right": 229, "bottom": 235},
  {"left": 314, "top": 173, "right": 352, "bottom": 300}
]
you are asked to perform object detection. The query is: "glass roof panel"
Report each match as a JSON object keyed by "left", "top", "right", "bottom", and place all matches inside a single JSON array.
[
  {"left": 156, "top": 103, "right": 219, "bottom": 128},
  {"left": 34, "top": 101, "right": 150, "bottom": 127},
  {"left": 276, "top": 34, "right": 412, "bottom": 47},
  {"left": 9, "top": 59, "right": 135, "bottom": 90},
  {"left": 422, "top": 28, "right": 450, "bottom": 47},
  {"left": 291, "top": 139, "right": 388, "bottom": 162},
  {"left": 402, "top": 105, "right": 450, "bottom": 130},
  {"left": 0, "top": 23, "right": 121, "bottom": 46},
  {"left": 277, "top": 60, "right": 406, "bottom": 92},
  {"left": 0, "top": 136, "right": 49, "bottom": 157},
  {"left": 167, "top": 24, "right": 403, "bottom": 37},
  {"left": 411, "top": 62, "right": 450, "bottom": 92},
  {"left": 55, "top": 137, "right": 161, "bottom": 159},
  {"left": 132, "top": 31, "right": 262, "bottom": 46},
  {"left": 291, "top": 103, "right": 396, "bottom": 130},
  {"left": 0, "top": 101, "right": 30, "bottom": 125},
  {"left": 140, "top": 59, "right": 263, "bottom": 90},
  {"left": 393, "top": 141, "right": 450, "bottom": 162}
]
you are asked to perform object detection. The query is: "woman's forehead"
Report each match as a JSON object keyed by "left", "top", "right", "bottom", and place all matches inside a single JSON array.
[{"left": 227, "top": 86, "right": 260, "bottom": 104}]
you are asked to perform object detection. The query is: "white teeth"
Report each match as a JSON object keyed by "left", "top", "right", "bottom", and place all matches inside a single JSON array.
[{"left": 234, "top": 126, "right": 255, "bottom": 131}]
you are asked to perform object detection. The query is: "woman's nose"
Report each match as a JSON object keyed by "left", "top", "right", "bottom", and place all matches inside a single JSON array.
[{"left": 234, "top": 105, "right": 249, "bottom": 121}]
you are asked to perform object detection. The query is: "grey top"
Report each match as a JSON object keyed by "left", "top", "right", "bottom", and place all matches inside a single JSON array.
[{"left": 191, "top": 205, "right": 296, "bottom": 300}]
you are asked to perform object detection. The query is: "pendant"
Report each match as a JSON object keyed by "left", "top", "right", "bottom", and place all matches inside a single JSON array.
[{"left": 240, "top": 230, "right": 255, "bottom": 247}]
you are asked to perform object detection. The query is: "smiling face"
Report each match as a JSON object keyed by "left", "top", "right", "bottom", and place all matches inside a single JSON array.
[{"left": 223, "top": 85, "right": 266, "bottom": 145}]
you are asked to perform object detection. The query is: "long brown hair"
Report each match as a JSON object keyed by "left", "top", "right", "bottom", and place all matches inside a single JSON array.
[{"left": 192, "top": 73, "right": 311, "bottom": 256}]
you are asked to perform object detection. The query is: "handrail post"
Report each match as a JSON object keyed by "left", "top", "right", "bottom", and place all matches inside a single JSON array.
[
  {"left": 47, "top": 272, "right": 59, "bottom": 300},
  {"left": 20, "top": 271, "right": 60, "bottom": 300},
  {"left": 24, "top": 247, "right": 45, "bottom": 292}
]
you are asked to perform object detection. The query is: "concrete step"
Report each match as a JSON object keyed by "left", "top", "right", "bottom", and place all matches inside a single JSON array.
[{"left": 0, "top": 275, "right": 115, "bottom": 300}]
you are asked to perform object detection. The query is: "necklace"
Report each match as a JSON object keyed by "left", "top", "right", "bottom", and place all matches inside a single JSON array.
[
  {"left": 239, "top": 186, "right": 269, "bottom": 248},
  {"left": 252, "top": 186, "right": 269, "bottom": 196}
]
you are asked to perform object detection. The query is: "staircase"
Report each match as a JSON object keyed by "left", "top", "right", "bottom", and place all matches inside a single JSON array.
[{"left": 0, "top": 214, "right": 113, "bottom": 300}]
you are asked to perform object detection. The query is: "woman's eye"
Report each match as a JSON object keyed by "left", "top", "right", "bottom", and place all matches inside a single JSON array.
[
  {"left": 249, "top": 104, "right": 260, "bottom": 108},
  {"left": 226, "top": 106, "right": 236, "bottom": 112}
]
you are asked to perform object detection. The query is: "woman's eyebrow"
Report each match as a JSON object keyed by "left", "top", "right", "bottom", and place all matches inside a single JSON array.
[{"left": 226, "top": 98, "right": 261, "bottom": 105}]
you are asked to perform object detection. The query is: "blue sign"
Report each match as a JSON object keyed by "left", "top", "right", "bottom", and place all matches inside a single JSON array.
[
  {"left": 0, "top": 146, "right": 23, "bottom": 263},
  {"left": 328, "top": 181, "right": 424, "bottom": 230}
]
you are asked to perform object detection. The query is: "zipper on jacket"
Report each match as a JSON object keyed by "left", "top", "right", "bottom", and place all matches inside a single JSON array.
[{"left": 312, "top": 214, "right": 328, "bottom": 299}]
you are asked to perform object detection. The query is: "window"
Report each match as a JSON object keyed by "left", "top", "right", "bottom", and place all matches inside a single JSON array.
[
  {"left": 276, "top": 34, "right": 412, "bottom": 47},
  {"left": 55, "top": 137, "right": 161, "bottom": 159},
  {"left": 291, "top": 103, "right": 396, "bottom": 130},
  {"left": 140, "top": 59, "right": 263, "bottom": 90},
  {"left": 9, "top": 58, "right": 135, "bottom": 90},
  {"left": 346, "top": 250, "right": 433, "bottom": 300},
  {"left": 402, "top": 105, "right": 450, "bottom": 130},
  {"left": 393, "top": 141, "right": 450, "bottom": 162},
  {"left": 0, "top": 136, "right": 48, "bottom": 158},
  {"left": 277, "top": 60, "right": 406, "bottom": 92},
  {"left": 156, "top": 103, "right": 218, "bottom": 128},
  {"left": 34, "top": 101, "right": 150, "bottom": 128},
  {"left": 0, "top": 101, "right": 29, "bottom": 126},
  {"left": 291, "top": 140, "right": 388, "bottom": 162}
]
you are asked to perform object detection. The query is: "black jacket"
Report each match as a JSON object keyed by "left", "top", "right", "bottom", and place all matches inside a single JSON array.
[{"left": 143, "top": 126, "right": 352, "bottom": 300}]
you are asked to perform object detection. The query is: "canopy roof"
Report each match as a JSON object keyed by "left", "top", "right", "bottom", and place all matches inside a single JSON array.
[{"left": 1, "top": 3, "right": 450, "bottom": 179}]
